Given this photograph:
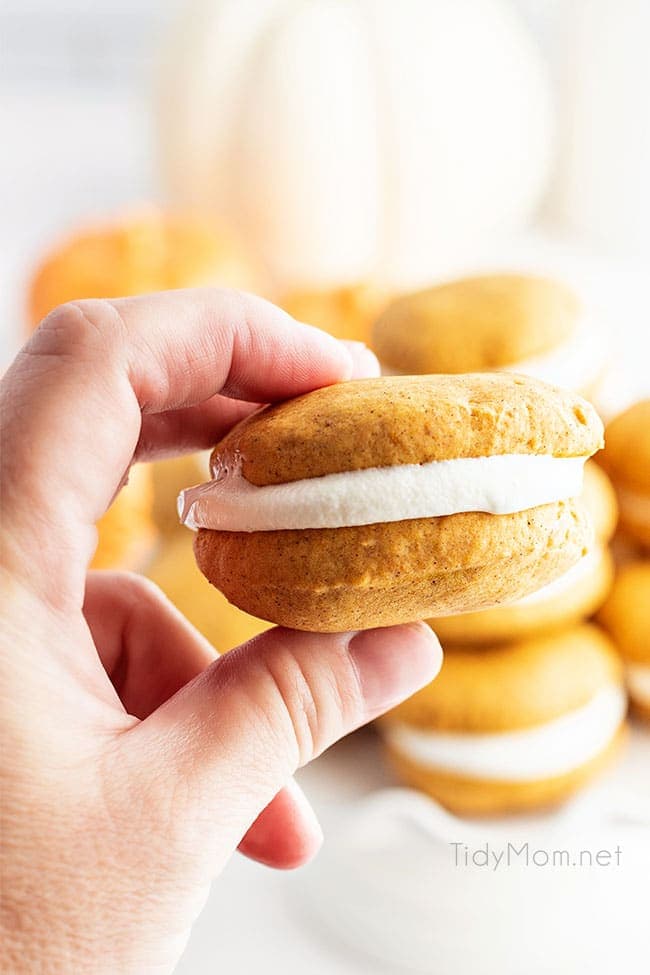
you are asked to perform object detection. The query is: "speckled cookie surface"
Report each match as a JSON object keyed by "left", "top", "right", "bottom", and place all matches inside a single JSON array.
[
  {"left": 384, "top": 727, "right": 625, "bottom": 816},
  {"left": 597, "top": 561, "right": 650, "bottom": 664},
  {"left": 195, "top": 499, "right": 591, "bottom": 632},
  {"left": 372, "top": 274, "right": 579, "bottom": 374},
  {"left": 429, "top": 545, "right": 614, "bottom": 646},
  {"left": 384, "top": 625, "right": 622, "bottom": 733},
  {"left": 211, "top": 374, "right": 603, "bottom": 486}
]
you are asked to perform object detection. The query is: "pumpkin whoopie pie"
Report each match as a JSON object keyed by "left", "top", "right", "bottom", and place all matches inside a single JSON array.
[
  {"left": 597, "top": 399, "right": 650, "bottom": 550},
  {"left": 380, "top": 624, "right": 627, "bottom": 815},
  {"left": 179, "top": 374, "right": 603, "bottom": 632},
  {"left": 430, "top": 461, "right": 617, "bottom": 645},
  {"left": 598, "top": 560, "right": 650, "bottom": 723},
  {"left": 372, "top": 273, "right": 607, "bottom": 397}
]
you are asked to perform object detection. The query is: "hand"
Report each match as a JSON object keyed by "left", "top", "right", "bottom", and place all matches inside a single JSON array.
[{"left": 0, "top": 290, "right": 442, "bottom": 974}]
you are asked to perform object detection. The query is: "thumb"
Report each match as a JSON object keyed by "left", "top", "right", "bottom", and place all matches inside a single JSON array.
[{"left": 135, "top": 623, "right": 442, "bottom": 859}]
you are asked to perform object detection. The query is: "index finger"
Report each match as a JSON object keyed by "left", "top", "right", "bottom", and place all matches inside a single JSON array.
[{"left": 0, "top": 288, "right": 355, "bottom": 603}]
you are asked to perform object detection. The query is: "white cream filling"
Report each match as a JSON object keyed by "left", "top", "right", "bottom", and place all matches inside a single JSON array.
[
  {"left": 502, "top": 314, "right": 607, "bottom": 393},
  {"left": 616, "top": 486, "right": 650, "bottom": 527},
  {"left": 510, "top": 547, "right": 601, "bottom": 608},
  {"left": 381, "top": 312, "right": 607, "bottom": 393},
  {"left": 178, "top": 453, "right": 586, "bottom": 533},
  {"left": 383, "top": 685, "right": 626, "bottom": 781},
  {"left": 627, "top": 665, "right": 650, "bottom": 707}
]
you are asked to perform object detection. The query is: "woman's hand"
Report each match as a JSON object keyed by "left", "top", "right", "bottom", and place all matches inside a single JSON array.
[{"left": 0, "top": 290, "right": 441, "bottom": 973}]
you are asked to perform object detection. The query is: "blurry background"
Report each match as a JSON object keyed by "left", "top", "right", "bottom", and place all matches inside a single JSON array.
[
  {"left": 2, "top": 2, "right": 649, "bottom": 972},
  {"left": 0, "top": 0, "right": 174, "bottom": 348},
  {"left": 2, "top": 0, "right": 649, "bottom": 374}
]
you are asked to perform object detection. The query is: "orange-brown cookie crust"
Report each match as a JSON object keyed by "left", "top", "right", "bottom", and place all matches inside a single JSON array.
[
  {"left": 210, "top": 374, "right": 603, "bottom": 486},
  {"left": 195, "top": 499, "right": 591, "bottom": 632},
  {"left": 429, "top": 546, "right": 614, "bottom": 646}
]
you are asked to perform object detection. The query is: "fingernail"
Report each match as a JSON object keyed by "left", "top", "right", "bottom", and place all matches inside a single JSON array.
[
  {"left": 340, "top": 340, "right": 381, "bottom": 379},
  {"left": 347, "top": 623, "right": 443, "bottom": 715}
]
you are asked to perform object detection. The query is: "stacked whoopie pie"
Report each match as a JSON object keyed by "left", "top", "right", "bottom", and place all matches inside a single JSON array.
[
  {"left": 365, "top": 274, "right": 632, "bottom": 814},
  {"left": 596, "top": 400, "right": 650, "bottom": 723},
  {"left": 177, "top": 299, "right": 637, "bottom": 816},
  {"left": 372, "top": 272, "right": 608, "bottom": 398},
  {"left": 380, "top": 625, "right": 626, "bottom": 815}
]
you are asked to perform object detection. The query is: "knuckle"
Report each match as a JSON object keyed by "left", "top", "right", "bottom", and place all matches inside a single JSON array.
[
  {"left": 252, "top": 635, "right": 364, "bottom": 767},
  {"left": 29, "top": 300, "right": 116, "bottom": 361},
  {"left": 119, "top": 571, "right": 166, "bottom": 609}
]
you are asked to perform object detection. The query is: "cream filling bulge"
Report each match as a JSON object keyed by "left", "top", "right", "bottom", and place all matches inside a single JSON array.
[
  {"left": 502, "top": 314, "right": 607, "bottom": 392},
  {"left": 178, "top": 453, "right": 587, "bottom": 533},
  {"left": 383, "top": 685, "right": 626, "bottom": 781}
]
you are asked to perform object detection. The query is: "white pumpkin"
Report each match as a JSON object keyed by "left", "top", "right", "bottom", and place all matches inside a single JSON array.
[{"left": 158, "top": 0, "right": 553, "bottom": 289}]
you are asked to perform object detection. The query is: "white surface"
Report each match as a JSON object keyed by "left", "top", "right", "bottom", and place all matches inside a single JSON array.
[
  {"left": 382, "top": 685, "right": 627, "bottom": 780},
  {"left": 176, "top": 725, "right": 650, "bottom": 974},
  {"left": 180, "top": 453, "right": 587, "bottom": 532},
  {"left": 501, "top": 307, "right": 607, "bottom": 392},
  {"left": 553, "top": 0, "right": 650, "bottom": 255}
]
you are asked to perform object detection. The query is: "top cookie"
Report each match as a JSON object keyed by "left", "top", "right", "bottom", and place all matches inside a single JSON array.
[
  {"left": 372, "top": 274, "right": 579, "bottom": 374},
  {"left": 211, "top": 374, "right": 603, "bottom": 486},
  {"left": 598, "top": 399, "right": 650, "bottom": 493},
  {"left": 385, "top": 624, "right": 622, "bottom": 734}
]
